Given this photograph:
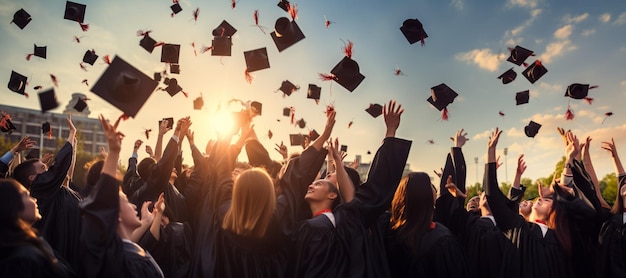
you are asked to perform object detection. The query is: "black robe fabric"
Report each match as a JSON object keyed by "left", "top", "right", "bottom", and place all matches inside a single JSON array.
[
  {"left": 140, "top": 222, "right": 193, "bottom": 278},
  {"left": 0, "top": 237, "right": 75, "bottom": 278},
  {"left": 597, "top": 174, "right": 626, "bottom": 278},
  {"left": 79, "top": 174, "right": 163, "bottom": 278},
  {"left": 187, "top": 138, "right": 327, "bottom": 278},
  {"left": 289, "top": 137, "right": 412, "bottom": 278},
  {"left": 122, "top": 156, "right": 143, "bottom": 198},
  {"left": 484, "top": 162, "right": 574, "bottom": 278},
  {"left": 30, "top": 142, "right": 82, "bottom": 270}
]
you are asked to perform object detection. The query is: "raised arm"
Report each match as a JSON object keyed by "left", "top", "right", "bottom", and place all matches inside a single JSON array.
[
  {"left": 581, "top": 136, "right": 609, "bottom": 209},
  {"left": 154, "top": 120, "right": 171, "bottom": 161},
  {"left": 328, "top": 138, "right": 354, "bottom": 203},
  {"left": 186, "top": 129, "right": 204, "bottom": 168},
  {"left": 601, "top": 138, "right": 624, "bottom": 206},
  {"left": 122, "top": 140, "right": 142, "bottom": 196},
  {"left": 509, "top": 154, "right": 527, "bottom": 203},
  {"left": 0, "top": 136, "right": 35, "bottom": 177}
]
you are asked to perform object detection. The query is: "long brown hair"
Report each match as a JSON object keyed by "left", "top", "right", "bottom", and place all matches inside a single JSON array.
[
  {"left": 389, "top": 172, "right": 434, "bottom": 253},
  {"left": 545, "top": 192, "right": 572, "bottom": 256},
  {"left": 222, "top": 168, "right": 277, "bottom": 238}
]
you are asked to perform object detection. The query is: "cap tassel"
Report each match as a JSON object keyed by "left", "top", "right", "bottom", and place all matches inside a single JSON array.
[
  {"left": 79, "top": 63, "right": 88, "bottom": 72},
  {"left": 81, "top": 79, "right": 89, "bottom": 86},
  {"left": 314, "top": 99, "right": 319, "bottom": 105},
  {"left": 79, "top": 21, "right": 89, "bottom": 32},
  {"left": 102, "top": 55, "right": 111, "bottom": 65},
  {"left": 288, "top": 4, "right": 298, "bottom": 21},
  {"left": 137, "top": 30, "right": 152, "bottom": 37},
  {"left": 244, "top": 69, "right": 254, "bottom": 84},
  {"left": 325, "top": 104, "right": 335, "bottom": 117},
  {"left": 268, "top": 130, "right": 273, "bottom": 139},
  {"left": 601, "top": 112, "right": 613, "bottom": 124},
  {"left": 193, "top": 8, "right": 199, "bottom": 22},
  {"left": 342, "top": 40, "right": 353, "bottom": 58},
  {"left": 47, "top": 127, "right": 53, "bottom": 139},
  {"left": 50, "top": 74, "right": 59, "bottom": 88},
  {"left": 119, "top": 113, "right": 130, "bottom": 121},
  {"left": 145, "top": 129, "right": 151, "bottom": 140},
  {"left": 231, "top": 0, "right": 237, "bottom": 9},
  {"left": 26, "top": 54, "right": 34, "bottom": 61},
  {"left": 290, "top": 107, "right": 295, "bottom": 124},
  {"left": 565, "top": 107, "right": 574, "bottom": 120},
  {"left": 191, "top": 42, "right": 197, "bottom": 56},
  {"left": 182, "top": 91, "right": 189, "bottom": 98},
  {"left": 200, "top": 45, "right": 213, "bottom": 54},
  {"left": 348, "top": 120, "right": 353, "bottom": 128},
  {"left": 154, "top": 42, "right": 165, "bottom": 48},
  {"left": 252, "top": 10, "right": 267, "bottom": 34},
  {"left": 420, "top": 36, "right": 425, "bottom": 47},
  {"left": 584, "top": 97, "right": 593, "bottom": 105},
  {"left": 441, "top": 108, "right": 449, "bottom": 121}
]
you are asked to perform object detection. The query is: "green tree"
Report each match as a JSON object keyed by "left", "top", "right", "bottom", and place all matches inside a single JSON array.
[{"left": 600, "top": 173, "right": 617, "bottom": 207}]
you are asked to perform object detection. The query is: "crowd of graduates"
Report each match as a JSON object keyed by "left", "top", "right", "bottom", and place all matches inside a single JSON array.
[{"left": 0, "top": 100, "right": 624, "bottom": 278}]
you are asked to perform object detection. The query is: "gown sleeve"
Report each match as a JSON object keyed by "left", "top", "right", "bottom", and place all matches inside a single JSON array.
[
  {"left": 30, "top": 142, "right": 73, "bottom": 197},
  {"left": 484, "top": 162, "right": 525, "bottom": 232}
]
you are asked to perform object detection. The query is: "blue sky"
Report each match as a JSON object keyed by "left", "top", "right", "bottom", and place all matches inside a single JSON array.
[{"left": 1, "top": 0, "right": 625, "bottom": 184}]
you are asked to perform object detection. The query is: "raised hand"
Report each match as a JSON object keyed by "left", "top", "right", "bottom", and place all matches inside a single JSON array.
[
  {"left": 145, "top": 145, "right": 154, "bottom": 158},
  {"left": 274, "top": 141, "right": 288, "bottom": 159},
  {"left": 451, "top": 128, "right": 469, "bottom": 148},
  {"left": 158, "top": 119, "right": 171, "bottom": 136},
  {"left": 516, "top": 154, "right": 527, "bottom": 175},
  {"left": 13, "top": 136, "right": 36, "bottom": 152},
  {"left": 580, "top": 136, "right": 592, "bottom": 161},
  {"left": 557, "top": 127, "right": 570, "bottom": 146},
  {"left": 487, "top": 128, "right": 502, "bottom": 163},
  {"left": 140, "top": 201, "right": 154, "bottom": 224},
  {"left": 601, "top": 138, "right": 618, "bottom": 157},
  {"left": 67, "top": 114, "right": 77, "bottom": 144},
  {"left": 383, "top": 100, "right": 403, "bottom": 138},
  {"left": 445, "top": 175, "right": 466, "bottom": 198},
  {"left": 98, "top": 114, "right": 124, "bottom": 154},
  {"left": 133, "top": 140, "right": 143, "bottom": 151},
  {"left": 186, "top": 129, "right": 195, "bottom": 146}
]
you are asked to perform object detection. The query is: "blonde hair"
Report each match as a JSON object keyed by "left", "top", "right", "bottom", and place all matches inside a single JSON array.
[{"left": 222, "top": 168, "right": 276, "bottom": 238}]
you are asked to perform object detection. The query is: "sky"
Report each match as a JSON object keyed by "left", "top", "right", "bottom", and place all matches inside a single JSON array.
[{"left": 1, "top": 0, "right": 625, "bottom": 185}]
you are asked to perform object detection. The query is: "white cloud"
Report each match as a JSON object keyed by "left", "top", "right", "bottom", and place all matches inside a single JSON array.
[
  {"left": 615, "top": 12, "right": 626, "bottom": 25},
  {"left": 455, "top": 48, "right": 500, "bottom": 71},
  {"left": 620, "top": 80, "right": 626, "bottom": 87},
  {"left": 599, "top": 13, "right": 611, "bottom": 23},
  {"left": 508, "top": 0, "right": 539, "bottom": 8},
  {"left": 530, "top": 9, "right": 542, "bottom": 18},
  {"left": 472, "top": 130, "right": 492, "bottom": 140},
  {"left": 539, "top": 82, "right": 563, "bottom": 92},
  {"left": 540, "top": 40, "right": 577, "bottom": 63},
  {"left": 506, "top": 127, "right": 525, "bottom": 138},
  {"left": 450, "top": 0, "right": 464, "bottom": 10},
  {"left": 581, "top": 29, "right": 596, "bottom": 37},
  {"left": 504, "top": 9, "right": 542, "bottom": 40},
  {"left": 554, "top": 25, "right": 573, "bottom": 40},
  {"left": 563, "top": 13, "right": 589, "bottom": 24}
]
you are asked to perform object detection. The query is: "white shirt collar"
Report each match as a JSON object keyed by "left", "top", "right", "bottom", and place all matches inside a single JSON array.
[{"left": 481, "top": 215, "right": 497, "bottom": 226}]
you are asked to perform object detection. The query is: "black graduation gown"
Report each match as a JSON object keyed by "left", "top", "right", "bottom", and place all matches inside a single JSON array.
[
  {"left": 0, "top": 237, "right": 75, "bottom": 278},
  {"left": 140, "top": 222, "right": 193, "bottom": 278},
  {"left": 597, "top": 174, "right": 626, "bottom": 278},
  {"left": 484, "top": 162, "right": 573, "bottom": 278},
  {"left": 187, "top": 138, "right": 327, "bottom": 277},
  {"left": 122, "top": 156, "right": 143, "bottom": 198},
  {"left": 79, "top": 174, "right": 163, "bottom": 278},
  {"left": 30, "top": 142, "right": 82, "bottom": 270},
  {"left": 290, "top": 137, "right": 412, "bottom": 278}
]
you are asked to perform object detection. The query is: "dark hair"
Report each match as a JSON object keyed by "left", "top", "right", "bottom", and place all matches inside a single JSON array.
[
  {"left": 137, "top": 157, "right": 156, "bottom": 181},
  {"left": 326, "top": 181, "right": 341, "bottom": 209},
  {"left": 0, "top": 179, "right": 57, "bottom": 264},
  {"left": 12, "top": 159, "right": 39, "bottom": 189},
  {"left": 83, "top": 159, "right": 104, "bottom": 197},
  {"left": 546, "top": 189, "right": 572, "bottom": 256},
  {"left": 389, "top": 172, "right": 435, "bottom": 253}
]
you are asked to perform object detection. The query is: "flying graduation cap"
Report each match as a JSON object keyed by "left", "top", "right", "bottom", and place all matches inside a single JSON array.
[
  {"left": 12, "top": 9, "right": 32, "bottom": 29},
  {"left": 38, "top": 88, "right": 60, "bottom": 113},
  {"left": 278, "top": 80, "right": 299, "bottom": 96},
  {"left": 522, "top": 60, "right": 548, "bottom": 84},
  {"left": 330, "top": 41, "right": 365, "bottom": 92},
  {"left": 26, "top": 45, "right": 47, "bottom": 61},
  {"left": 63, "top": 1, "right": 89, "bottom": 31},
  {"left": 497, "top": 68, "right": 516, "bottom": 84},
  {"left": 400, "top": 18, "right": 428, "bottom": 46},
  {"left": 427, "top": 83, "right": 458, "bottom": 120},
  {"left": 507, "top": 45, "right": 534, "bottom": 66},
  {"left": 8, "top": 71, "right": 28, "bottom": 97},
  {"left": 365, "top": 103, "right": 383, "bottom": 118},
  {"left": 524, "top": 121, "right": 541, "bottom": 138},
  {"left": 270, "top": 10, "right": 305, "bottom": 52}
]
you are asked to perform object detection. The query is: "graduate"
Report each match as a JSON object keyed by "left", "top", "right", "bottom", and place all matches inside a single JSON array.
[
  {"left": 290, "top": 100, "right": 411, "bottom": 278},
  {"left": 79, "top": 115, "right": 163, "bottom": 278}
]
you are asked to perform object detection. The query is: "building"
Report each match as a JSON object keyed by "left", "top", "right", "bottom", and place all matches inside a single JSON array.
[
  {"left": 348, "top": 155, "right": 412, "bottom": 183},
  {"left": 0, "top": 93, "right": 106, "bottom": 157}
]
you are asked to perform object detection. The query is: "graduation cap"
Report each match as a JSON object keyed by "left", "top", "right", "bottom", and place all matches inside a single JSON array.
[
  {"left": 90, "top": 56, "right": 158, "bottom": 118},
  {"left": 516, "top": 90, "right": 529, "bottom": 105},
  {"left": 307, "top": 84, "right": 321, "bottom": 101},
  {"left": 244, "top": 48, "right": 270, "bottom": 72},
  {"left": 427, "top": 83, "right": 458, "bottom": 111},
  {"left": 507, "top": 45, "right": 534, "bottom": 66},
  {"left": 41, "top": 122, "right": 51, "bottom": 136},
  {"left": 211, "top": 36, "right": 232, "bottom": 56},
  {"left": 26, "top": 45, "right": 46, "bottom": 61},
  {"left": 564, "top": 83, "right": 598, "bottom": 100},
  {"left": 278, "top": 80, "right": 299, "bottom": 96},
  {"left": 522, "top": 60, "right": 547, "bottom": 84},
  {"left": 170, "top": 3, "right": 182, "bottom": 16},
  {"left": 159, "top": 117, "right": 174, "bottom": 129},
  {"left": 277, "top": 0, "right": 290, "bottom": 11},
  {"left": 283, "top": 107, "right": 291, "bottom": 117},
  {"left": 400, "top": 18, "right": 428, "bottom": 45},
  {"left": 73, "top": 98, "right": 88, "bottom": 112},
  {"left": 170, "top": 64, "right": 180, "bottom": 74},
  {"left": 212, "top": 20, "right": 237, "bottom": 37},
  {"left": 365, "top": 103, "right": 383, "bottom": 118},
  {"left": 12, "top": 9, "right": 32, "bottom": 29},
  {"left": 83, "top": 49, "right": 98, "bottom": 65},
  {"left": 8, "top": 71, "right": 28, "bottom": 96},
  {"left": 524, "top": 121, "right": 541, "bottom": 138},
  {"left": 289, "top": 134, "right": 304, "bottom": 146},
  {"left": 295, "top": 118, "right": 306, "bottom": 128},
  {"left": 340, "top": 145, "right": 348, "bottom": 152},
  {"left": 64, "top": 1, "right": 86, "bottom": 23},
  {"left": 330, "top": 57, "right": 365, "bottom": 92},
  {"left": 38, "top": 88, "right": 59, "bottom": 113},
  {"left": 154, "top": 72, "right": 162, "bottom": 82},
  {"left": 140, "top": 35, "right": 158, "bottom": 53},
  {"left": 250, "top": 101, "right": 262, "bottom": 116},
  {"left": 270, "top": 17, "right": 305, "bottom": 52},
  {"left": 498, "top": 68, "right": 516, "bottom": 84},
  {"left": 160, "top": 44, "right": 180, "bottom": 64},
  {"left": 0, "top": 113, "right": 16, "bottom": 133},
  {"left": 308, "top": 129, "right": 320, "bottom": 141},
  {"left": 193, "top": 95, "right": 204, "bottom": 110},
  {"left": 162, "top": 78, "right": 183, "bottom": 96}
]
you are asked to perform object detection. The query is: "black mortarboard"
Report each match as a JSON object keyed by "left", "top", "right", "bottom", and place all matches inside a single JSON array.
[
  {"left": 32, "top": 45, "right": 47, "bottom": 59},
  {"left": 212, "top": 20, "right": 237, "bottom": 37},
  {"left": 296, "top": 118, "right": 306, "bottom": 128},
  {"left": 308, "top": 129, "right": 320, "bottom": 141},
  {"left": 365, "top": 103, "right": 383, "bottom": 118},
  {"left": 25, "top": 148, "right": 40, "bottom": 160},
  {"left": 83, "top": 49, "right": 98, "bottom": 65},
  {"left": 12, "top": 9, "right": 32, "bottom": 30},
  {"left": 271, "top": 17, "right": 305, "bottom": 52},
  {"left": 522, "top": 60, "right": 547, "bottom": 84},
  {"left": 211, "top": 36, "right": 232, "bottom": 56},
  {"left": 399, "top": 18, "right": 428, "bottom": 45},
  {"left": 289, "top": 134, "right": 304, "bottom": 146},
  {"left": 154, "top": 72, "right": 162, "bottom": 82},
  {"left": 170, "top": 3, "right": 182, "bottom": 15},
  {"left": 507, "top": 45, "right": 534, "bottom": 66},
  {"left": 170, "top": 64, "right": 180, "bottom": 74},
  {"left": 277, "top": 0, "right": 290, "bottom": 11},
  {"left": 427, "top": 83, "right": 458, "bottom": 111},
  {"left": 283, "top": 107, "right": 291, "bottom": 117},
  {"left": 244, "top": 48, "right": 270, "bottom": 72},
  {"left": 498, "top": 68, "right": 516, "bottom": 84},
  {"left": 8, "top": 71, "right": 28, "bottom": 95},
  {"left": 140, "top": 35, "right": 157, "bottom": 53},
  {"left": 524, "top": 121, "right": 541, "bottom": 138},
  {"left": 91, "top": 56, "right": 158, "bottom": 118},
  {"left": 193, "top": 96, "right": 204, "bottom": 110},
  {"left": 161, "top": 44, "right": 180, "bottom": 64},
  {"left": 564, "top": 83, "right": 595, "bottom": 99},
  {"left": 307, "top": 84, "right": 321, "bottom": 100},
  {"left": 250, "top": 101, "right": 262, "bottom": 116},
  {"left": 38, "top": 88, "right": 59, "bottom": 113},
  {"left": 330, "top": 57, "right": 365, "bottom": 92},
  {"left": 278, "top": 80, "right": 298, "bottom": 96},
  {"left": 74, "top": 98, "right": 88, "bottom": 112},
  {"left": 340, "top": 145, "right": 348, "bottom": 152},
  {"left": 159, "top": 117, "right": 174, "bottom": 129},
  {"left": 41, "top": 122, "right": 51, "bottom": 135},
  {"left": 64, "top": 1, "right": 86, "bottom": 23},
  {"left": 163, "top": 78, "right": 183, "bottom": 96},
  {"left": 0, "top": 117, "right": 16, "bottom": 133},
  {"left": 516, "top": 90, "right": 530, "bottom": 105}
]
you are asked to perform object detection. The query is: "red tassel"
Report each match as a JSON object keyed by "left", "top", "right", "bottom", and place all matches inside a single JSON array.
[
  {"left": 192, "top": 8, "right": 199, "bottom": 22},
  {"left": 79, "top": 63, "right": 88, "bottom": 71},
  {"left": 318, "top": 73, "right": 336, "bottom": 81},
  {"left": 200, "top": 46, "right": 213, "bottom": 54},
  {"left": 81, "top": 79, "right": 89, "bottom": 86},
  {"left": 191, "top": 42, "right": 197, "bottom": 56},
  {"left": 325, "top": 104, "right": 335, "bottom": 116},
  {"left": 441, "top": 108, "right": 449, "bottom": 121},
  {"left": 231, "top": 0, "right": 237, "bottom": 10},
  {"left": 145, "top": 129, "right": 151, "bottom": 140},
  {"left": 288, "top": 4, "right": 298, "bottom": 21},
  {"left": 50, "top": 74, "right": 58, "bottom": 88},
  {"left": 498, "top": 111, "right": 505, "bottom": 117},
  {"left": 565, "top": 107, "right": 574, "bottom": 120},
  {"left": 342, "top": 40, "right": 353, "bottom": 58},
  {"left": 102, "top": 55, "right": 111, "bottom": 65},
  {"left": 348, "top": 121, "right": 353, "bottom": 128},
  {"left": 24, "top": 93, "right": 29, "bottom": 98},
  {"left": 48, "top": 127, "right": 53, "bottom": 139},
  {"left": 268, "top": 130, "right": 273, "bottom": 139},
  {"left": 154, "top": 42, "right": 165, "bottom": 48},
  {"left": 523, "top": 62, "right": 528, "bottom": 67},
  {"left": 290, "top": 107, "right": 295, "bottom": 124},
  {"left": 244, "top": 69, "right": 254, "bottom": 84},
  {"left": 79, "top": 22, "right": 89, "bottom": 31},
  {"left": 73, "top": 35, "right": 82, "bottom": 43},
  {"left": 182, "top": 91, "right": 189, "bottom": 98},
  {"left": 324, "top": 15, "right": 333, "bottom": 29},
  {"left": 136, "top": 29, "right": 152, "bottom": 37},
  {"left": 252, "top": 10, "right": 267, "bottom": 34},
  {"left": 26, "top": 54, "right": 33, "bottom": 61},
  {"left": 535, "top": 60, "right": 543, "bottom": 66},
  {"left": 420, "top": 37, "right": 425, "bottom": 47},
  {"left": 584, "top": 97, "right": 593, "bottom": 105}
]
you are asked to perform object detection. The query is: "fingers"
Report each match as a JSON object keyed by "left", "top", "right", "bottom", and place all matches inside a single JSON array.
[{"left": 446, "top": 175, "right": 453, "bottom": 184}]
